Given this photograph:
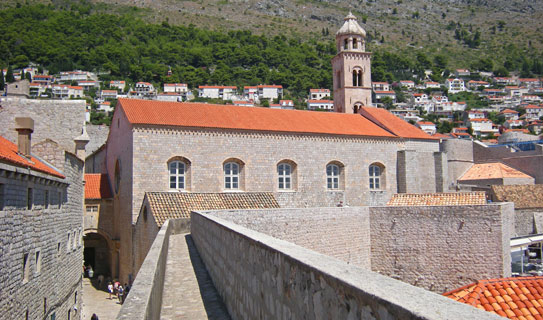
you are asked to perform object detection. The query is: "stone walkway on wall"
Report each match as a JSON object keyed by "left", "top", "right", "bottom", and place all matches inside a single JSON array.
[
  {"left": 160, "top": 233, "right": 231, "bottom": 320},
  {"left": 81, "top": 277, "right": 122, "bottom": 320}
]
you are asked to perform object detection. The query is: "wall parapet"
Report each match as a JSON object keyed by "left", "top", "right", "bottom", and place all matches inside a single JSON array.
[
  {"left": 190, "top": 210, "right": 504, "bottom": 320},
  {"left": 116, "top": 218, "right": 189, "bottom": 320}
]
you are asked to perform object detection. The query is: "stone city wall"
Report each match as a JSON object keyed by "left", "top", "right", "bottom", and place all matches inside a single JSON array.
[
  {"left": 117, "top": 218, "right": 190, "bottom": 320},
  {"left": 370, "top": 204, "right": 513, "bottom": 294},
  {"left": 0, "top": 152, "right": 84, "bottom": 319},
  {"left": 208, "top": 207, "right": 371, "bottom": 269},
  {"left": 190, "top": 211, "right": 503, "bottom": 320},
  {"left": 0, "top": 97, "right": 86, "bottom": 153}
]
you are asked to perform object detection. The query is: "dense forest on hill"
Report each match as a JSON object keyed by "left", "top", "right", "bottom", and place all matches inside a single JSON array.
[{"left": 0, "top": 3, "right": 541, "bottom": 98}]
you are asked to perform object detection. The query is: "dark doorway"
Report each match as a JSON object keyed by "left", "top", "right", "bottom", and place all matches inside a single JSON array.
[
  {"left": 83, "top": 232, "right": 111, "bottom": 278},
  {"left": 84, "top": 247, "right": 95, "bottom": 269}
]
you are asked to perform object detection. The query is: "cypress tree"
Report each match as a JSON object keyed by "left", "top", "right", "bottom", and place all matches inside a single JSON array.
[{"left": 5, "top": 65, "right": 15, "bottom": 83}]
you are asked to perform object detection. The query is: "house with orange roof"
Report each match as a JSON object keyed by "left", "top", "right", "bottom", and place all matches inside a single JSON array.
[
  {"left": 416, "top": 121, "right": 437, "bottom": 135},
  {"left": 519, "top": 78, "right": 541, "bottom": 88},
  {"left": 444, "top": 276, "right": 543, "bottom": 319},
  {"left": 446, "top": 78, "right": 466, "bottom": 93},
  {"left": 468, "top": 118, "right": 500, "bottom": 137},
  {"left": 467, "top": 80, "right": 490, "bottom": 90},
  {"left": 525, "top": 105, "right": 543, "bottom": 121},
  {"left": 457, "top": 162, "right": 534, "bottom": 188},
  {"left": 257, "top": 84, "right": 283, "bottom": 100},
  {"left": 501, "top": 109, "right": 520, "bottom": 120},
  {"left": 163, "top": 83, "right": 188, "bottom": 94},
  {"left": 373, "top": 90, "right": 396, "bottom": 104},
  {"left": 504, "top": 119, "right": 524, "bottom": 130},
  {"left": 198, "top": 85, "right": 237, "bottom": 100},
  {"left": 371, "top": 82, "right": 390, "bottom": 91},
  {"left": 522, "top": 95, "right": 543, "bottom": 103},
  {"left": 494, "top": 76, "right": 518, "bottom": 86},
  {"left": 135, "top": 82, "right": 155, "bottom": 97},
  {"left": 424, "top": 81, "right": 441, "bottom": 89},
  {"left": 0, "top": 117, "right": 87, "bottom": 319},
  {"left": 308, "top": 88, "right": 331, "bottom": 100},
  {"left": 100, "top": 89, "right": 118, "bottom": 100},
  {"left": 399, "top": 80, "right": 415, "bottom": 89},
  {"left": 110, "top": 80, "right": 126, "bottom": 91},
  {"left": 307, "top": 99, "right": 334, "bottom": 111},
  {"left": 527, "top": 120, "right": 543, "bottom": 134},
  {"left": 102, "top": 98, "right": 446, "bottom": 283},
  {"left": 51, "top": 84, "right": 84, "bottom": 99}
]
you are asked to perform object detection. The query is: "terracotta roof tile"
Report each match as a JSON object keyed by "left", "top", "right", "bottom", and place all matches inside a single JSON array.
[
  {"left": 360, "top": 107, "right": 438, "bottom": 140},
  {"left": 144, "top": 192, "right": 280, "bottom": 226},
  {"left": 0, "top": 135, "right": 64, "bottom": 178},
  {"left": 387, "top": 192, "right": 486, "bottom": 206},
  {"left": 459, "top": 163, "right": 533, "bottom": 181},
  {"left": 118, "top": 99, "right": 396, "bottom": 138},
  {"left": 445, "top": 277, "right": 543, "bottom": 320},
  {"left": 84, "top": 174, "right": 112, "bottom": 199},
  {"left": 491, "top": 185, "right": 543, "bottom": 209}
]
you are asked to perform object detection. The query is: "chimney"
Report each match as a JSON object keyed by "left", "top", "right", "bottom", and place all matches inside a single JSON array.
[{"left": 15, "top": 117, "right": 34, "bottom": 157}]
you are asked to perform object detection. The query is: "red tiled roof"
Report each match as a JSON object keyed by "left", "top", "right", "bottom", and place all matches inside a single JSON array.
[
  {"left": 118, "top": 99, "right": 396, "bottom": 138},
  {"left": 257, "top": 85, "right": 282, "bottom": 89},
  {"left": 0, "top": 136, "right": 64, "bottom": 178},
  {"left": 310, "top": 88, "right": 330, "bottom": 92},
  {"left": 387, "top": 192, "right": 486, "bottom": 206},
  {"left": 459, "top": 162, "right": 533, "bottom": 181},
  {"left": 198, "top": 85, "right": 236, "bottom": 89},
  {"left": 374, "top": 91, "right": 395, "bottom": 94},
  {"left": 502, "top": 109, "right": 519, "bottom": 114},
  {"left": 360, "top": 107, "right": 438, "bottom": 140},
  {"left": 444, "top": 276, "right": 543, "bottom": 319},
  {"left": 84, "top": 173, "right": 112, "bottom": 199},
  {"left": 308, "top": 100, "right": 333, "bottom": 104}
]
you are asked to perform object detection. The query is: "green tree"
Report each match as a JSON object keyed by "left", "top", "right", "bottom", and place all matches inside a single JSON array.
[
  {"left": 0, "top": 69, "right": 4, "bottom": 90},
  {"left": 5, "top": 65, "right": 14, "bottom": 83}
]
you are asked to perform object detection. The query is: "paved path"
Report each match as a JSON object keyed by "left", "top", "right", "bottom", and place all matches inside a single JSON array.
[
  {"left": 161, "top": 233, "right": 231, "bottom": 320},
  {"left": 81, "top": 277, "right": 122, "bottom": 320}
]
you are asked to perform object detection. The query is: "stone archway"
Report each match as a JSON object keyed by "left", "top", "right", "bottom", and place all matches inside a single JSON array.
[{"left": 83, "top": 229, "right": 116, "bottom": 279}]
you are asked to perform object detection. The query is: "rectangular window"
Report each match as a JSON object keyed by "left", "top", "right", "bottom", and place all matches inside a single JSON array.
[
  {"left": 23, "top": 253, "right": 29, "bottom": 283},
  {"left": 27, "top": 188, "right": 33, "bottom": 210},
  {"left": 67, "top": 233, "right": 71, "bottom": 252},
  {"left": 57, "top": 242, "right": 61, "bottom": 257},
  {"left": 35, "top": 250, "right": 41, "bottom": 273},
  {"left": 44, "top": 190, "right": 49, "bottom": 209},
  {"left": 86, "top": 205, "right": 99, "bottom": 213},
  {"left": 58, "top": 191, "right": 62, "bottom": 209}
]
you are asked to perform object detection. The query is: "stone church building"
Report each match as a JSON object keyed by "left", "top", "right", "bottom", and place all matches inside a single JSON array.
[{"left": 97, "top": 13, "right": 450, "bottom": 283}]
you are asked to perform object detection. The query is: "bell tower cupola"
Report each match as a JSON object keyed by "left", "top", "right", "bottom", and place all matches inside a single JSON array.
[{"left": 332, "top": 12, "right": 373, "bottom": 113}]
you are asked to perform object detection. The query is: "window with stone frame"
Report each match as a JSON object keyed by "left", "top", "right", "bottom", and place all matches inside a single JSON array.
[
  {"left": 277, "top": 163, "right": 292, "bottom": 190},
  {"left": 224, "top": 161, "right": 241, "bottom": 190},
  {"left": 169, "top": 160, "right": 186, "bottom": 190},
  {"left": 369, "top": 163, "right": 385, "bottom": 190},
  {"left": 326, "top": 163, "right": 340, "bottom": 190}
]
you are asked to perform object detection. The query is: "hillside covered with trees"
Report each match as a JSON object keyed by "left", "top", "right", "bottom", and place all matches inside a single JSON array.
[{"left": 0, "top": 2, "right": 541, "bottom": 99}]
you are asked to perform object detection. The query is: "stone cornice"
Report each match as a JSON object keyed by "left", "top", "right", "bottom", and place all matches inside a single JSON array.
[{"left": 132, "top": 125, "right": 402, "bottom": 145}]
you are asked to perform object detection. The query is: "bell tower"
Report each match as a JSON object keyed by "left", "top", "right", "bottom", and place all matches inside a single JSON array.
[{"left": 332, "top": 12, "right": 373, "bottom": 113}]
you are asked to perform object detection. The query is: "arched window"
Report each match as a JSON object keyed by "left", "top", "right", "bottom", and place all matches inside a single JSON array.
[
  {"left": 354, "top": 104, "right": 362, "bottom": 114},
  {"left": 369, "top": 163, "right": 385, "bottom": 190},
  {"left": 169, "top": 161, "right": 186, "bottom": 190},
  {"left": 352, "top": 38, "right": 358, "bottom": 49},
  {"left": 278, "top": 161, "right": 297, "bottom": 190},
  {"left": 326, "top": 164, "right": 340, "bottom": 190},
  {"left": 344, "top": 38, "right": 349, "bottom": 50},
  {"left": 224, "top": 162, "right": 240, "bottom": 190},
  {"left": 352, "top": 69, "right": 363, "bottom": 87}
]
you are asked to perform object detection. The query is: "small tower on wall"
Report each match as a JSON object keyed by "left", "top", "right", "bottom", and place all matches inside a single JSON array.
[{"left": 332, "top": 12, "right": 373, "bottom": 113}]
